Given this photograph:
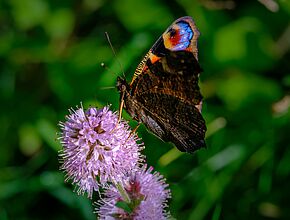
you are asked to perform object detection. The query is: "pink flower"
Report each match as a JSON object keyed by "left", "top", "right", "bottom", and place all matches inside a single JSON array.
[
  {"left": 59, "top": 105, "right": 144, "bottom": 198},
  {"left": 97, "top": 165, "right": 171, "bottom": 219}
]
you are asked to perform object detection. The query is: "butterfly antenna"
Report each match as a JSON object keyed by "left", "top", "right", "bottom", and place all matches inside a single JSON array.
[
  {"left": 99, "top": 86, "right": 115, "bottom": 90},
  {"left": 105, "top": 32, "right": 126, "bottom": 78},
  {"left": 100, "top": 62, "right": 118, "bottom": 77}
]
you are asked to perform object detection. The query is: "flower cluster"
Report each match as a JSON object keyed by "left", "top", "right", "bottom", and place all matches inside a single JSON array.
[
  {"left": 58, "top": 105, "right": 171, "bottom": 219},
  {"left": 59, "top": 106, "right": 143, "bottom": 197},
  {"left": 97, "top": 166, "right": 171, "bottom": 220}
]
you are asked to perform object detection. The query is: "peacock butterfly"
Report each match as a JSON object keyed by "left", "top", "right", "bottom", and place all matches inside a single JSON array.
[{"left": 117, "top": 16, "right": 206, "bottom": 154}]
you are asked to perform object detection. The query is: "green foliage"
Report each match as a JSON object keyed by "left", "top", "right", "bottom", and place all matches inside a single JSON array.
[{"left": 0, "top": 0, "right": 289, "bottom": 219}]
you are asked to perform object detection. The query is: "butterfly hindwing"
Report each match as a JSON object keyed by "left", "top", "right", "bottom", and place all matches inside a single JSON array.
[{"left": 136, "top": 92, "right": 206, "bottom": 152}]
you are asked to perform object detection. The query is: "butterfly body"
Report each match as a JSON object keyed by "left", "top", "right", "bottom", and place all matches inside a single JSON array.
[{"left": 117, "top": 16, "right": 206, "bottom": 153}]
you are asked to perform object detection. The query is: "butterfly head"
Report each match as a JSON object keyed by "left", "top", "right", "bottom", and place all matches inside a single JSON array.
[
  {"left": 116, "top": 76, "right": 129, "bottom": 94},
  {"left": 116, "top": 76, "right": 138, "bottom": 117}
]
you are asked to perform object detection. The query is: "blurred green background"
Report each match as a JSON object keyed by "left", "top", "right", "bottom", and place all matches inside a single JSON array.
[{"left": 1, "top": 0, "right": 290, "bottom": 219}]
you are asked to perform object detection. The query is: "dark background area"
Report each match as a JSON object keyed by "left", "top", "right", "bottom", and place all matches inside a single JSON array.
[{"left": 0, "top": 0, "right": 289, "bottom": 219}]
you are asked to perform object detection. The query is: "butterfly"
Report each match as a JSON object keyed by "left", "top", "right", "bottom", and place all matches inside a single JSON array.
[{"left": 117, "top": 16, "right": 206, "bottom": 154}]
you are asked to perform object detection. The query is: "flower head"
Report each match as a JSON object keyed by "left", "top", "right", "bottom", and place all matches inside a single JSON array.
[
  {"left": 96, "top": 165, "right": 171, "bottom": 220},
  {"left": 59, "top": 105, "right": 143, "bottom": 198}
]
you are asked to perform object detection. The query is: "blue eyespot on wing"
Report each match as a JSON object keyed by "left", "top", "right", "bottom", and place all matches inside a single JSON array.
[{"left": 170, "top": 21, "right": 194, "bottom": 51}]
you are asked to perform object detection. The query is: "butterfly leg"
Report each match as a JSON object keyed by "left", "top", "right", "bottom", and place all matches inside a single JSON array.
[
  {"left": 117, "top": 91, "right": 125, "bottom": 124},
  {"left": 126, "top": 121, "right": 141, "bottom": 141},
  {"left": 132, "top": 121, "right": 141, "bottom": 134},
  {"left": 110, "top": 91, "right": 125, "bottom": 134}
]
